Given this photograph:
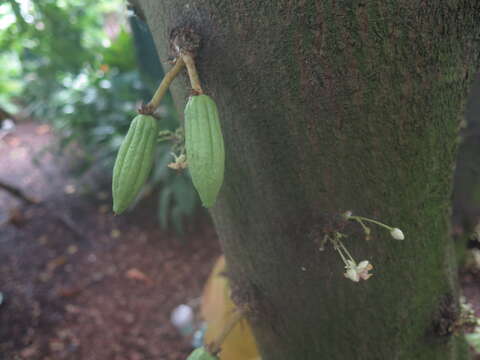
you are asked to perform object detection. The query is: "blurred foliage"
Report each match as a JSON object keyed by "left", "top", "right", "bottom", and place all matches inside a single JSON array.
[
  {"left": 466, "top": 330, "right": 480, "bottom": 354},
  {"left": 0, "top": 0, "right": 199, "bottom": 233}
]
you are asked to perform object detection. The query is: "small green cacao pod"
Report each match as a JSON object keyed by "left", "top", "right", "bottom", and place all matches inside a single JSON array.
[
  {"left": 185, "top": 94, "right": 225, "bottom": 208},
  {"left": 186, "top": 347, "right": 218, "bottom": 360},
  {"left": 112, "top": 114, "right": 159, "bottom": 214}
]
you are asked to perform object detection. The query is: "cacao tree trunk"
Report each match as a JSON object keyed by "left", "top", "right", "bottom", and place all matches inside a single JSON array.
[{"left": 136, "top": 1, "right": 480, "bottom": 359}]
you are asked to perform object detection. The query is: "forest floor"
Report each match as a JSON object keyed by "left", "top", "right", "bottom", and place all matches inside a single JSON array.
[
  {"left": 0, "top": 122, "right": 479, "bottom": 360},
  {"left": 0, "top": 122, "right": 220, "bottom": 360}
]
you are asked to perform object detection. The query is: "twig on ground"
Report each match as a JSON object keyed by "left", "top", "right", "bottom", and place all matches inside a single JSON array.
[{"left": 0, "top": 179, "right": 39, "bottom": 205}]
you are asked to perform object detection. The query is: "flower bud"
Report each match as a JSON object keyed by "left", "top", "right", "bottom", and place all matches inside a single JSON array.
[{"left": 390, "top": 228, "right": 404, "bottom": 240}]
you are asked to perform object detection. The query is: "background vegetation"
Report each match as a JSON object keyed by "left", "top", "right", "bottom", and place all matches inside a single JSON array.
[{"left": 0, "top": 0, "right": 199, "bottom": 232}]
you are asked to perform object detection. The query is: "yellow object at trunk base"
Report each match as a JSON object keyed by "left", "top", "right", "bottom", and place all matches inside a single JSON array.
[{"left": 201, "top": 256, "right": 260, "bottom": 360}]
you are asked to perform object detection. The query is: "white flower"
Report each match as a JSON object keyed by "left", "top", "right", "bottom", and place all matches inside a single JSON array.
[
  {"left": 344, "top": 260, "right": 373, "bottom": 282},
  {"left": 168, "top": 153, "right": 187, "bottom": 170},
  {"left": 345, "top": 267, "right": 360, "bottom": 282},
  {"left": 390, "top": 228, "right": 404, "bottom": 240},
  {"left": 356, "top": 260, "right": 374, "bottom": 280},
  {"left": 343, "top": 211, "right": 353, "bottom": 220}
]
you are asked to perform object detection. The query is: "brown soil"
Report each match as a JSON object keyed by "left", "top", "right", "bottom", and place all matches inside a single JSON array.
[{"left": 0, "top": 123, "right": 220, "bottom": 360}]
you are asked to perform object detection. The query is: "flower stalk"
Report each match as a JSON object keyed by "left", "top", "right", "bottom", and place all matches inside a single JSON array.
[
  {"left": 345, "top": 212, "right": 405, "bottom": 241},
  {"left": 324, "top": 211, "right": 405, "bottom": 282},
  {"left": 182, "top": 52, "right": 204, "bottom": 94}
]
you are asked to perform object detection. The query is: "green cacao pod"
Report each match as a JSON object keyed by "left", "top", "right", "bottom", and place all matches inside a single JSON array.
[
  {"left": 186, "top": 347, "right": 218, "bottom": 360},
  {"left": 185, "top": 94, "right": 225, "bottom": 208},
  {"left": 112, "top": 114, "right": 159, "bottom": 214}
]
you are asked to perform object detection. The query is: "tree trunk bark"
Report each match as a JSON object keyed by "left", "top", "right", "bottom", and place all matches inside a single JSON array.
[{"left": 137, "top": 1, "right": 480, "bottom": 359}]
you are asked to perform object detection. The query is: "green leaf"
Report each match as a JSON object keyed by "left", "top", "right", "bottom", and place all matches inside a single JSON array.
[
  {"left": 466, "top": 331, "right": 480, "bottom": 353},
  {"left": 186, "top": 347, "right": 218, "bottom": 360}
]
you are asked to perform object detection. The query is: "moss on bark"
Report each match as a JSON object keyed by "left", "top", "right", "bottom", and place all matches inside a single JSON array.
[{"left": 138, "top": 1, "right": 480, "bottom": 359}]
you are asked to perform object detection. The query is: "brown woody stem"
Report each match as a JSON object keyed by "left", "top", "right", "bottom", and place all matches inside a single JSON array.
[
  {"left": 143, "top": 58, "right": 185, "bottom": 113},
  {"left": 182, "top": 52, "right": 204, "bottom": 94}
]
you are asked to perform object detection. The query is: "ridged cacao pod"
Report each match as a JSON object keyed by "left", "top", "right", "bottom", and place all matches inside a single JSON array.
[
  {"left": 112, "top": 114, "right": 159, "bottom": 214},
  {"left": 185, "top": 95, "right": 225, "bottom": 208}
]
